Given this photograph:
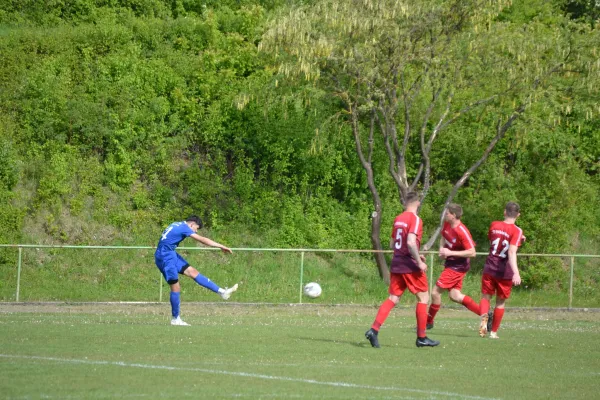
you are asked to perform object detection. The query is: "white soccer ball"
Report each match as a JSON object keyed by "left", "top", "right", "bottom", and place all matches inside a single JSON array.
[{"left": 303, "top": 282, "right": 322, "bottom": 298}]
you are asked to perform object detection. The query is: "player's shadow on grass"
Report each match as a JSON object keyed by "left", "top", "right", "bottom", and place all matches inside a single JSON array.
[
  {"left": 291, "top": 335, "right": 367, "bottom": 348},
  {"left": 418, "top": 331, "right": 472, "bottom": 338}
]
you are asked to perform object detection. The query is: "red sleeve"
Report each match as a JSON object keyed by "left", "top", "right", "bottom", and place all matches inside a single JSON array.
[
  {"left": 407, "top": 214, "right": 416, "bottom": 235},
  {"left": 509, "top": 226, "right": 524, "bottom": 247},
  {"left": 407, "top": 213, "right": 421, "bottom": 237},
  {"left": 457, "top": 224, "right": 475, "bottom": 250}
]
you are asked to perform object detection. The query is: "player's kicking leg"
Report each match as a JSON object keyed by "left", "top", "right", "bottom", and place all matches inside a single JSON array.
[{"left": 183, "top": 266, "right": 238, "bottom": 300}]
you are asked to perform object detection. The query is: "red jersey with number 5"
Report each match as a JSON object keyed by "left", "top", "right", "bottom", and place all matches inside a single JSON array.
[
  {"left": 390, "top": 211, "right": 423, "bottom": 274},
  {"left": 483, "top": 221, "right": 524, "bottom": 280}
]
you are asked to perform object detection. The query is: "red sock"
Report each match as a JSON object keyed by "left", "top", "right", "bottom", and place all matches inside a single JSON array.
[
  {"left": 491, "top": 308, "right": 505, "bottom": 332},
  {"left": 462, "top": 296, "right": 480, "bottom": 315},
  {"left": 416, "top": 302, "right": 428, "bottom": 337},
  {"left": 371, "top": 299, "right": 395, "bottom": 331},
  {"left": 479, "top": 298, "right": 490, "bottom": 316},
  {"left": 427, "top": 304, "right": 441, "bottom": 325}
]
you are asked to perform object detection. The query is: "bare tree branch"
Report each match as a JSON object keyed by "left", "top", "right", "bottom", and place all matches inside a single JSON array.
[{"left": 422, "top": 104, "right": 525, "bottom": 250}]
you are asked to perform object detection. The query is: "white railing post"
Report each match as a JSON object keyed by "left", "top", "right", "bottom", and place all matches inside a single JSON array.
[
  {"left": 16, "top": 247, "right": 22, "bottom": 302},
  {"left": 569, "top": 256, "right": 574, "bottom": 309},
  {"left": 159, "top": 272, "right": 163, "bottom": 302},
  {"left": 429, "top": 252, "right": 434, "bottom": 298},
  {"left": 299, "top": 252, "right": 305, "bottom": 304}
]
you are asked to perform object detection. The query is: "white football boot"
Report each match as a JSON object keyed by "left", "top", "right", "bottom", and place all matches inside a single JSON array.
[
  {"left": 489, "top": 331, "right": 499, "bottom": 339},
  {"left": 171, "top": 316, "right": 190, "bottom": 326},
  {"left": 219, "top": 283, "right": 239, "bottom": 300}
]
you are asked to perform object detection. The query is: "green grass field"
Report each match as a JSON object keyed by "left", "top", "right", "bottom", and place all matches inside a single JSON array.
[{"left": 1, "top": 304, "right": 599, "bottom": 399}]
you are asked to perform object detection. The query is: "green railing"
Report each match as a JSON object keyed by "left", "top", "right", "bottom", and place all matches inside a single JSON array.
[{"left": 0, "top": 244, "right": 598, "bottom": 308}]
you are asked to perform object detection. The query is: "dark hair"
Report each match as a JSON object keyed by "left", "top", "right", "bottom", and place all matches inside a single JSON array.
[
  {"left": 186, "top": 215, "right": 203, "bottom": 228},
  {"left": 403, "top": 191, "right": 420, "bottom": 206},
  {"left": 505, "top": 202, "right": 520, "bottom": 218},
  {"left": 447, "top": 203, "right": 463, "bottom": 219}
]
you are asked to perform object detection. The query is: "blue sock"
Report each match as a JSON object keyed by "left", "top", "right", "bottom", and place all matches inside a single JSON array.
[
  {"left": 170, "top": 292, "right": 180, "bottom": 318},
  {"left": 194, "top": 273, "right": 220, "bottom": 293}
]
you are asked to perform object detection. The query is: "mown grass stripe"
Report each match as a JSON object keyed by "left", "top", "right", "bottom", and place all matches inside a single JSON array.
[{"left": 0, "top": 354, "right": 499, "bottom": 400}]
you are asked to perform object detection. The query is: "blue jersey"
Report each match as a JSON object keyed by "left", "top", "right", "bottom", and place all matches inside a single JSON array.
[{"left": 155, "top": 221, "right": 194, "bottom": 256}]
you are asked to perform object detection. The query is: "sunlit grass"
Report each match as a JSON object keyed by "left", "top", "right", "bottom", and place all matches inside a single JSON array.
[{"left": 0, "top": 304, "right": 599, "bottom": 399}]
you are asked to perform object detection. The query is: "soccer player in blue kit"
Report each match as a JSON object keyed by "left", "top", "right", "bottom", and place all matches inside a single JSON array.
[{"left": 155, "top": 215, "right": 238, "bottom": 326}]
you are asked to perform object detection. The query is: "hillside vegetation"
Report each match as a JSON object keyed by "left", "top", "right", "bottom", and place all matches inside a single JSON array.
[{"left": 0, "top": 0, "right": 598, "bottom": 301}]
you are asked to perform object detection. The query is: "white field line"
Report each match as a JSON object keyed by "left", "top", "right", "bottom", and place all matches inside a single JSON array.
[
  {"left": 0, "top": 354, "right": 498, "bottom": 400},
  {"left": 3, "top": 395, "right": 424, "bottom": 400}
]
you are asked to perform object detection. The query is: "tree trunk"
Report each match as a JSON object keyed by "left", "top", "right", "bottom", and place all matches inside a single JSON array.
[
  {"left": 351, "top": 104, "right": 390, "bottom": 284},
  {"left": 368, "top": 182, "right": 390, "bottom": 284}
]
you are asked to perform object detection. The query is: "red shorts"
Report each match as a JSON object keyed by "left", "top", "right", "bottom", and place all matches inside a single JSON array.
[
  {"left": 436, "top": 268, "right": 466, "bottom": 291},
  {"left": 481, "top": 273, "right": 513, "bottom": 299},
  {"left": 389, "top": 272, "right": 428, "bottom": 296}
]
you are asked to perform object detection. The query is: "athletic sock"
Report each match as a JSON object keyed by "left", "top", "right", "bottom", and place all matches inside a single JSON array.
[
  {"left": 491, "top": 308, "right": 505, "bottom": 332},
  {"left": 416, "top": 302, "right": 428, "bottom": 338},
  {"left": 170, "top": 292, "right": 181, "bottom": 318},
  {"left": 462, "top": 295, "right": 481, "bottom": 315},
  {"left": 479, "top": 298, "right": 490, "bottom": 316},
  {"left": 371, "top": 299, "right": 395, "bottom": 331},
  {"left": 193, "top": 273, "right": 220, "bottom": 293},
  {"left": 427, "top": 303, "right": 441, "bottom": 325}
]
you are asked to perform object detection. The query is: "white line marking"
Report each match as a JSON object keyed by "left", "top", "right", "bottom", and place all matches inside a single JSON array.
[{"left": 0, "top": 354, "right": 498, "bottom": 400}]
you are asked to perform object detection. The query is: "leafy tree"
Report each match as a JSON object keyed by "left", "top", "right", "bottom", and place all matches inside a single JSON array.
[
  {"left": 561, "top": 0, "right": 600, "bottom": 27},
  {"left": 259, "top": 0, "right": 580, "bottom": 281}
]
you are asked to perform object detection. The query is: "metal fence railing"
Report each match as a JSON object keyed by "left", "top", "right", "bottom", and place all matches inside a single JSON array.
[{"left": 0, "top": 244, "right": 598, "bottom": 308}]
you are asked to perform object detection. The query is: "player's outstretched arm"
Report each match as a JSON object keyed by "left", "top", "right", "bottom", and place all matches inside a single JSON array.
[{"left": 190, "top": 233, "right": 233, "bottom": 254}]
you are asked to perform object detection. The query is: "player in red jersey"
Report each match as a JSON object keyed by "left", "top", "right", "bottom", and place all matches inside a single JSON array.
[
  {"left": 426, "top": 204, "right": 480, "bottom": 329},
  {"left": 365, "top": 192, "right": 440, "bottom": 348},
  {"left": 478, "top": 202, "right": 524, "bottom": 339}
]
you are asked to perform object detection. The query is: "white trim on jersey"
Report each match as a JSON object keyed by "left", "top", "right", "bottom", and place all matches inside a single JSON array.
[
  {"left": 458, "top": 225, "right": 476, "bottom": 249},
  {"left": 514, "top": 226, "right": 523, "bottom": 244},
  {"left": 413, "top": 215, "right": 421, "bottom": 234}
]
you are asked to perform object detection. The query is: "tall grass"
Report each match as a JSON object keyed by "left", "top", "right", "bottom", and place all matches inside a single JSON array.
[{"left": 1, "top": 245, "right": 599, "bottom": 307}]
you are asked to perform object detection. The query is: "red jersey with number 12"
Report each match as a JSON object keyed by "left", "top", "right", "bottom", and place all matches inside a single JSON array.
[
  {"left": 483, "top": 221, "right": 524, "bottom": 280},
  {"left": 390, "top": 211, "right": 423, "bottom": 274},
  {"left": 441, "top": 221, "right": 476, "bottom": 273}
]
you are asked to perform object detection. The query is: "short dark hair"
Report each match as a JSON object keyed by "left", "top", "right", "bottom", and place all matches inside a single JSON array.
[
  {"left": 403, "top": 191, "right": 420, "bottom": 206},
  {"left": 186, "top": 215, "right": 203, "bottom": 228},
  {"left": 447, "top": 203, "right": 463, "bottom": 219},
  {"left": 505, "top": 202, "right": 520, "bottom": 218}
]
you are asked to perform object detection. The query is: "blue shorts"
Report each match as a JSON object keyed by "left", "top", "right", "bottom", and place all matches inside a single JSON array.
[{"left": 155, "top": 251, "right": 189, "bottom": 283}]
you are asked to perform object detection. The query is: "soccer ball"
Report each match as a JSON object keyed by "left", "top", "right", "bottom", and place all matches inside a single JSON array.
[{"left": 303, "top": 282, "right": 322, "bottom": 298}]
